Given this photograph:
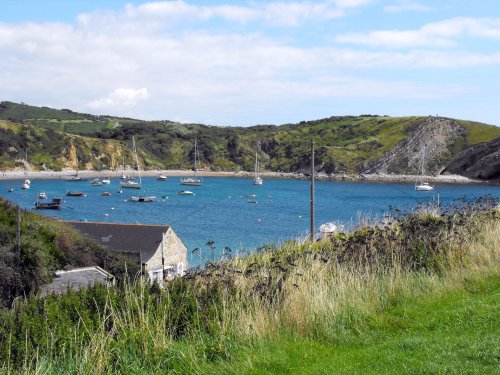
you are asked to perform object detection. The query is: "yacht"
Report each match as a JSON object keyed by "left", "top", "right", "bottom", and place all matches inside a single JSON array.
[
  {"left": 415, "top": 146, "right": 434, "bottom": 191},
  {"left": 90, "top": 178, "right": 102, "bottom": 186},
  {"left": 157, "top": 174, "right": 167, "bottom": 181},
  {"left": 121, "top": 137, "right": 142, "bottom": 189},
  {"left": 253, "top": 151, "right": 263, "bottom": 185},
  {"left": 181, "top": 139, "right": 203, "bottom": 186},
  {"left": 102, "top": 177, "right": 111, "bottom": 184}
]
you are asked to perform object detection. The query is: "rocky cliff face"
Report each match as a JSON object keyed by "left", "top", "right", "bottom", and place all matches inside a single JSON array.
[
  {"left": 442, "top": 137, "right": 500, "bottom": 181},
  {"left": 362, "top": 117, "right": 466, "bottom": 175}
]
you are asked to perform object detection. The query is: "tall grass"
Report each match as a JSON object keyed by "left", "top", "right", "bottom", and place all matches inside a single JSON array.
[{"left": 1, "top": 204, "right": 499, "bottom": 374}]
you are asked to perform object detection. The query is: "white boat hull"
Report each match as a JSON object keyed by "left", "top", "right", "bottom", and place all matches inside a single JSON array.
[
  {"left": 253, "top": 177, "right": 263, "bottom": 185},
  {"left": 180, "top": 179, "right": 202, "bottom": 186},
  {"left": 121, "top": 182, "right": 141, "bottom": 189},
  {"left": 415, "top": 185, "right": 434, "bottom": 191}
]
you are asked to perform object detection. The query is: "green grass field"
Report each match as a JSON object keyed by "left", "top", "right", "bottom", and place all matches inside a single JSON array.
[{"left": 200, "top": 274, "right": 499, "bottom": 374}]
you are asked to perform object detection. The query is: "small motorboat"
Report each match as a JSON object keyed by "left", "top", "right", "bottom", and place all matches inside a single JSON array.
[
  {"left": 38, "top": 192, "right": 47, "bottom": 199},
  {"left": 101, "top": 192, "right": 111, "bottom": 196},
  {"left": 129, "top": 196, "right": 155, "bottom": 202},
  {"left": 246, "top": 194, "right": 256, "bottom": 198},
  {"left": 7, "top": 188, "right": 14, "bottom": 192},
  {"left": 102, "top": 177, "right": 111, "bottom": 184},
  {"left": 21, "top": 179, "right": 31, "bottom": 189},
  {"left": 65, "top": 176, "right": 87, "bottom": 182},
  {"left": 177, "top": 190, "right": 194, "bottom": 195},
  {"left": 90, "top": 179, "right": 102, "bottom": 186},
  {"left": 66, "top": 191, "right": 84, "bottom": 197},
  {"left": 247, "top": 200, "right": 258, "bottom": 204},
  {"left": 116, "top": 189, "right": 123, "bottom": 194},
  {"left": 52, "top": 197, "right": 62, "bottom": 204},
  {"left": 415, "top": 182, "right": 434, "bottom": 191},
  {"left": 157, "top": 174, "right": 167, "bottom": 181},
  {"left": 34, "top": 201, "right": 61, "bottom": 210}
]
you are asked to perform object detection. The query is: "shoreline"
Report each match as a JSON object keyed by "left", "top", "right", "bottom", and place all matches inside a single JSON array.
[{"left": 0, "top": 169, "right": 494, "bottom": 185}]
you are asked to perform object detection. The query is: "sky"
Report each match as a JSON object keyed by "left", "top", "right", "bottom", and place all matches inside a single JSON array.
[{"left": 1, "top": 0, "right": 500, "bottom": 126}]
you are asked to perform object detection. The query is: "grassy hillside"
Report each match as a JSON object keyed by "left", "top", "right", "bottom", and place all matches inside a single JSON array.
[
  {"left": 0, "top": 200, "right": 498, "bottom": 373},
  {"left": 1, "top": 101, "right": 500, "bottom": 175},
  {"left": 0, "top": 197, "right": 139, "bottom": 308},
  {"left": 0, "top": 120, "right": 137, "bottom": 171}
]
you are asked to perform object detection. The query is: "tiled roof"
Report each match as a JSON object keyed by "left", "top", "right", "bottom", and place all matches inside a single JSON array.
[
  {"left": 40, "top": 266, "right": 113, "bottom": 295},
  {"left": 66, "top": 221, "right": 169, "bottom": 261}
]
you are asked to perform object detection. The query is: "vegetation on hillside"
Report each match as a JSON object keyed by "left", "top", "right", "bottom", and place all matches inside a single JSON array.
[
  {"left": 0, "top": 198, "right": 498, "bottom": 373},
  {"left": 0, "top": 197, "right": 139, "bottom": 308},
  {"left": 1, "top": 101, "right": 500, "bottom": 176}
]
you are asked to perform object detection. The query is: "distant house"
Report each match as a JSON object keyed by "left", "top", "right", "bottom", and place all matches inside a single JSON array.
[
  {"left": 66, "top": 221, "right": 187, "bottom": 284},
  {"left": 40, "top": 266, "right": 114, "bottom": 295}
]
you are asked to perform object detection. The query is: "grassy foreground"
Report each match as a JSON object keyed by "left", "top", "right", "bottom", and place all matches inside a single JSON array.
[{"left": 0, "top": 203, "right": 499, "bottom": 374}]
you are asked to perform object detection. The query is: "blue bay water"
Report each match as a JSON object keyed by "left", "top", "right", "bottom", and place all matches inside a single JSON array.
[{"left": 1, "top": 176, "right": 498, "bottom": 265}]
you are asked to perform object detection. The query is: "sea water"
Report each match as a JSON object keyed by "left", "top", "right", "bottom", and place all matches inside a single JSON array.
[{"left": 0, "top": 176, "right": 498, "bottom": 265}]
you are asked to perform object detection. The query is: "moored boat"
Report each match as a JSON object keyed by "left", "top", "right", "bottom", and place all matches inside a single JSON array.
[
  {"left": 253, "top": 150, "right": 263, "bottom": 185},
  {"left": 101, "top": 191, "right": 111, "bottom": 196},
  {"left": 415, "top": 182, "right": 434, "bottom": 191},
  {"left": 38, "top": 192, "right": 47, "bottom": 199},
  {"left": 157, "top": 174, "right": 167, "bottom": 181},
  {"left": 121, "top": 137, "right": 142, "bottom": 189},
  {"left": 90, "top": 178, "right": 103, "bottom": 186},
  {"left": 34, "top": 201, "right": 61, "bottom": 210},
  {"left": 129, "top": 196, "right": 155, "bottom": 202},
  {"left": 181, "top": 139, "right": 203, "bottom": 186},
  {"left": 66, "top": 191, "right": 84, "bottom": 197},
  {"left": 102, "top": 177, "right": 111, "bottom": 184},
  {"left": 177, "top": 190, "right": 194, "bottom": 195}
]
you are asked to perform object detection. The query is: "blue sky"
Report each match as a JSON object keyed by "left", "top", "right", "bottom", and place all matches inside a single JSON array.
[{"left": 1, "top": 0, "right": 500, "bottom": 126}]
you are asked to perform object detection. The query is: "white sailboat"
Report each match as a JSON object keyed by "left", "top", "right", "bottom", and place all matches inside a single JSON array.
[
  {"left": 180, "top": 139, "right": 203, "bottom": 186},
  {"left": 253, "top": 151, "right": 263, "bottom": 185},
  {"left": 120, "top": 155, "right": 127, "bottom": 180},
  {"left": 121, "top": 137, "right": 142, "bottom": 189},
  {"left": 21, "top": 149, "right": 31, "bottom": 189},
  {"left": 415, "top": 146, "right": 434, "bottom": 191}
]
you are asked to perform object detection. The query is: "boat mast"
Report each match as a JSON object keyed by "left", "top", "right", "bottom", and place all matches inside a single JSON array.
[
  {"left": 255, "top": 151, "right": 259, "bottom": 179},
  {"left": 133, "top": 136, "right": 141, "bottom": 184},
  {"left": 193, "top": 139, "right": 197, "bottom": 180}
]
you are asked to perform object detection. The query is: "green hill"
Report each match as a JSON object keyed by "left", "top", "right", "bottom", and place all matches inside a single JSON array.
[{"left": 1, "top": 101, "right": 499, "bottom": 178}]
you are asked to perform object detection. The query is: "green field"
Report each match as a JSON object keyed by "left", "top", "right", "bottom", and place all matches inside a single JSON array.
[{"left": 0, "top": 201, "right": 498, "bottom": 374}]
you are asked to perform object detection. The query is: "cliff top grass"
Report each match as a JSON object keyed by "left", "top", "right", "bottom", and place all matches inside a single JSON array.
[{"left": 0, "top": 199, "right": 498, "bottom": 374}]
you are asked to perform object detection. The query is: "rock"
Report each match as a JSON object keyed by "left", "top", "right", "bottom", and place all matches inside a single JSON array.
[{"left": 442, "top": 137, "right": 500, "bottom": 181}]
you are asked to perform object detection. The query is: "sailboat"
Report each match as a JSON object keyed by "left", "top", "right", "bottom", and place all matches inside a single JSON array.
[
  {"left": 253, "top": 151, "right": 263, "bottom": 185},
  {"left": 415, "top": 146, "right": 434, "bottom": 191},
  {"left": 21, "top": 149, "right": 31, "bottom": 189},
  {"left": 180, "top": 139, "right": 203, "bottom": 186},
  {"left": 121, "top": 137, "right": 142, "bottom": 189},
  {"left": 66, "top": 153, "right": 87, "bottom": 181},
  {"left": 120, "top": 155, "right": 127, "bottom": 180}
]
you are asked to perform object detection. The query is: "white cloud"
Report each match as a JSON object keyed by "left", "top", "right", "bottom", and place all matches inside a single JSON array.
[
  {"left": 0, "top": 2, "right": 498, "bottom": 125},
  {"left": 336, "top": 17, "right": 500, "bottom": 48},
  {"left": 76, "top": 0, "right": 373, "bottom": 30},
  {"left": 88, "top": 88, "right": 150, "bottom": 110},
  {"left": 384, "top": 0, "right": 434, "bottom": 13}
]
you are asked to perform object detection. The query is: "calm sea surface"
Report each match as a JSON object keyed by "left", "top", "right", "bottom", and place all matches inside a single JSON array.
[{"left": 1, "top": 176, "right": 498, "bottom": 265}]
